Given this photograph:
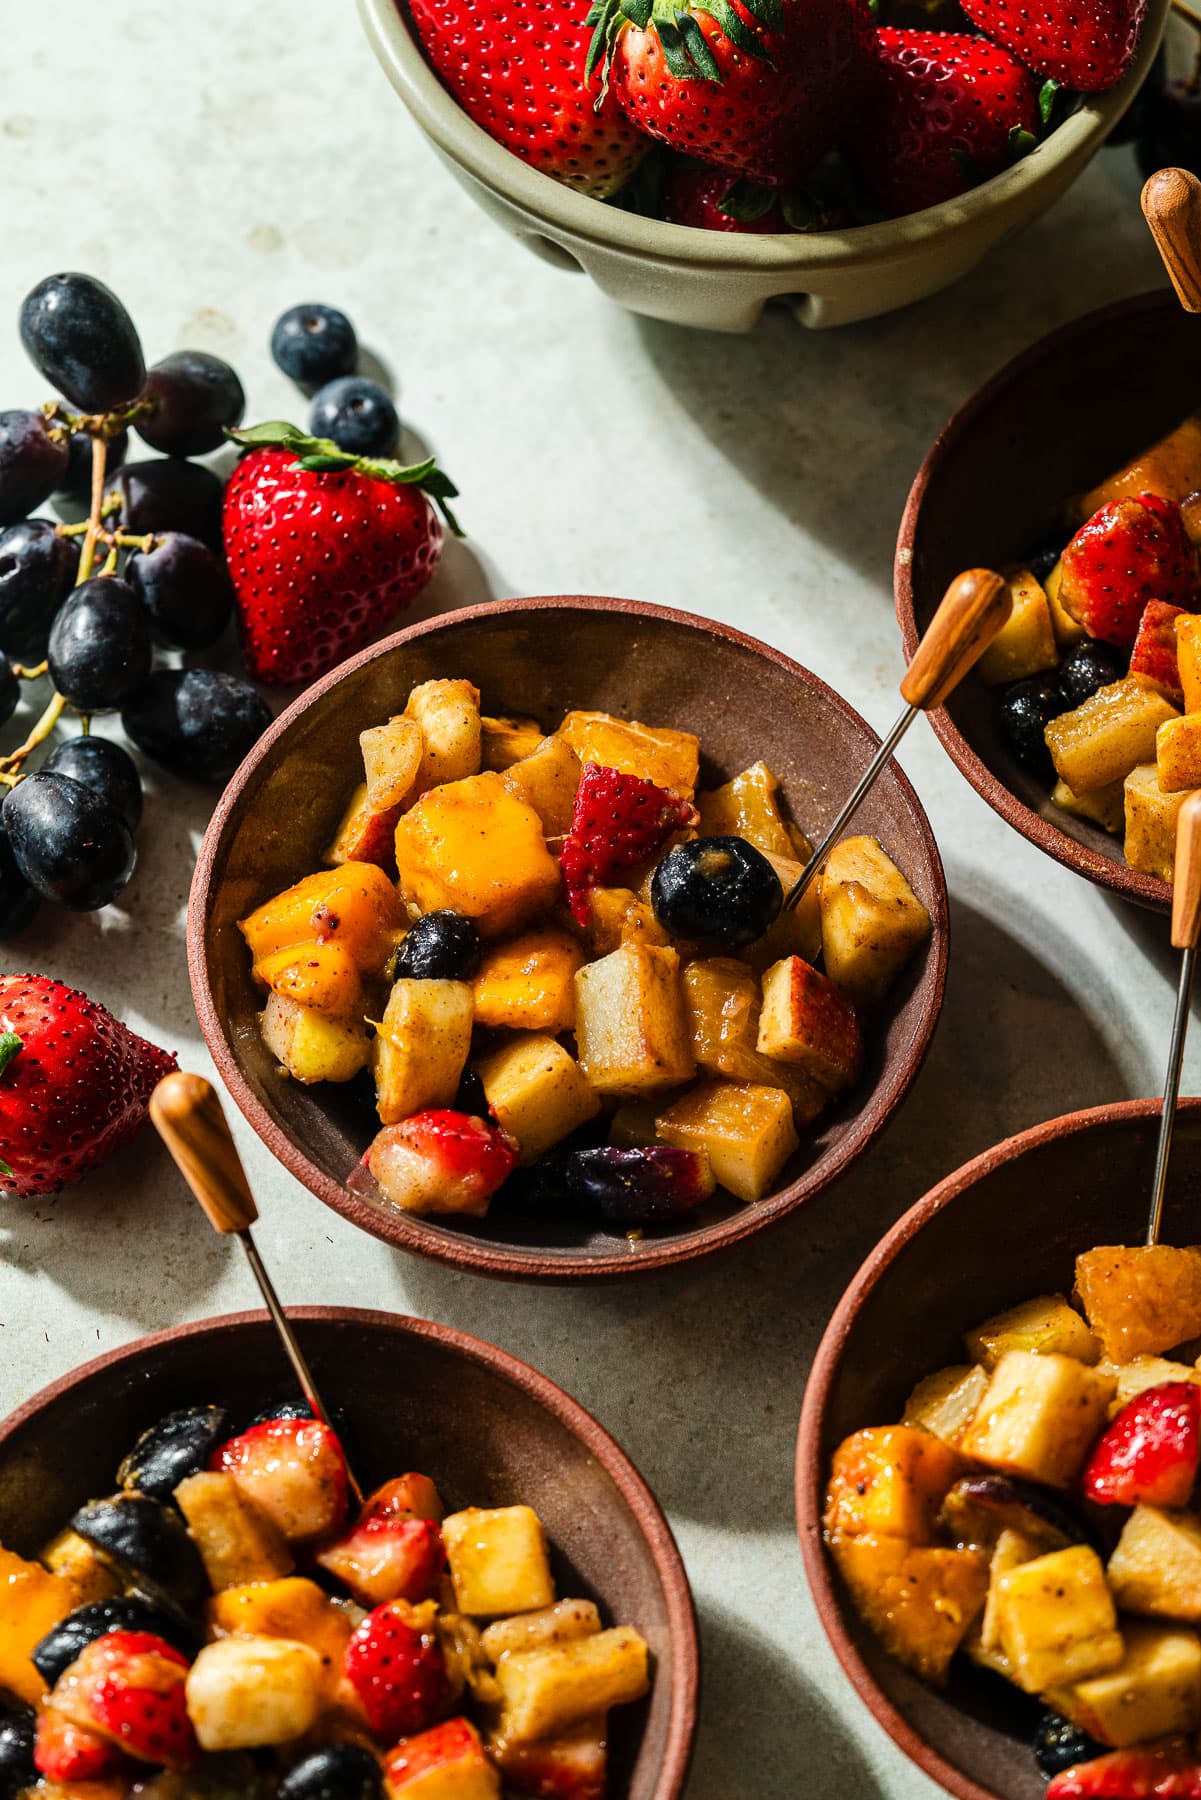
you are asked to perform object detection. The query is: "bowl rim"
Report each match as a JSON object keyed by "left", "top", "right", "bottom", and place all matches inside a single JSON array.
[
  {"left": 0, "top": 1304, "right": 699, "bottom": 1800},
  {"left": 356, "top": 0, "right": 1168, "bottom": 271},
  {"left": 794, "top": 1094, "right": 1201, "bottom": 1800},
  {"left": 188, "top": 592, "right": 949, "bottom": 1282},
  {"left": 895, "top": 288, "right": 1177, "bottom": 915}
]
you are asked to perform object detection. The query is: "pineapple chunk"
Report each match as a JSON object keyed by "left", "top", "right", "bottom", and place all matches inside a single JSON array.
[
  {"left": 960, "top": 1350, "right": 1115, "bottom": 1489},
  {"left": 1052, "top": 778, "right": 1126, "bottom": 835},
  {"left": 324, "top": 780, "right": 402, "bottom": 872},
  {"left": 964, "top": 1295, "right": 1101, "bottom": 1369},
  {"left": 828, "top": 1532, "right": 988, "bottom": 1685},
  {"left": 38, "top": 1529, "right": 120, "bottom": 1608},
  {"left": 681, "top": 957, "right": 827, "bottom": 1124},
  {"left": 444, "top": 1507, "right": 554, "bottom": 1618},
  {"left": 492, "top": 1627, "right": 649, "bottom": 1745},
  {"left": 819, "top": 835, "right": 931, "bottom": 1008},
  {"left": 574, "top": 944, "right": 694, "bottom": 1098},
  {"left": 481, "top": 715, "right": 545, "bottom": 771},
  {"left": 480, "top": 1600, "right": 601, "bottom": 1664},
  {"left": 976, "top": 571, "right": 1059, "bottom": 686},
  {"left": 1159, "top": 713, "right": 1201, "bottom": 793},
  {"left": 405, "top": 678, "right": 482, "bottom": 794},
  {"left": 1102, "top": 1355, "right": 1201, "bottom": 1415},
  {"left": 1178, "top": 616, "right": 1201, "bottom": 714},
  {"left": 557, "top": 710, "right": 699, "bottom": 797},
  {"left": 373, "top": 978, "right": 473, "bottom": 1126},
  {"left": 240, "top": 863, "right": 404, "bottom": 974},
  {"left": 0, "top": 1545, "right": 75, "bottom": 1704},
  {"left": 1078, "top": 414, "right": 1201, "bottom": 516},
  {"left": 1126, "top": 762, "right": 1187, "bottom": 882},
  {"left": 993, "top": 1545, "right": 1124, "bottom": 1693},
  {"left": 1045, "top": 559, "right": 1085, "bottom": 650},
  {"left": 903, "top": 1365, "right": 990, "bottom": 1448},
  {"left": 207, "top": 1577, "right": 351, "bottom": 1696},
  {"left": 980, "top": 1529, "right": 1044, "bottom": 1653},
  {"left": 252, "top": 940, "right": 363, "bottom": 1019},
  {"left": 475, "top": 1034, "right": 601, "bottom": 1164},
  {"left": 1045, "top": 1620, "right": 1201, "bottom": 1749},
  {"left": 1108, "top": 1507, "right": 1201, "bottom": 1621},
  {"left": 656, "top": 1080, "right": 798, "bottom": 1203},
  {"left": 470, "top": 929, "right": 583, "bottom": 1033},
  {"left": 1076, "top": 1245, "right": 1201, "bottom": 1361},
  {"left": 361, "top": 716, "right": 424, "bottom": 812},
  {"left": 757, "top": 955, "right": 863, "bottom": 1092},
  {"left": 385, "top": 1718, "right": 501, "bottom": 1799},
  {"left": 824, "top": 1426, "right": 962, "bottom": 1543},
  {"left": 1046, "top": 676, "right": 1180, "bottom": 795},
  {"left": 583, "top": 886, "right": 669, "bottom": 956},
  {"left": 261, "top": 994, "right": 370, "bottom": 1085},
  {"left": 501, "top": 735, "right": 583, "bottom": 840},
  {"left": 395, "top": 772, "right": 560, "bottom": 939},
  {"left": 740, "top": 852, "right": 823, "bottom": 972},
  {"left": 175, "top": 1472, "right": 294, "bottom": 1591},
  {"left": 696, "top": 761, "right": 796, "bottom": 858},
  {"left": 186, "top": 1635, "right": 324, "bottom": 1750}
]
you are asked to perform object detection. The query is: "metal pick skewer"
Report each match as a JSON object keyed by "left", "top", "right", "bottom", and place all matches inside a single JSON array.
[
  {"left": 783, "top": 568, "right": 1011, "bottom": 914},
  {"left": 1142, "top": 167, "right": 1201, "bottom": 314},
  {"left": 150, "top": 1070, "right": 364, "bottom": 1505},
  {"left": 1147, "top": 791, "right": 1201, "bottom": 1246}
]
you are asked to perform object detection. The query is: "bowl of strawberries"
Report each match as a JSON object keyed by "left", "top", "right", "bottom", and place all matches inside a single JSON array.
[{"left": 357, "top": 0, "right": 1168, "bottom": 331}]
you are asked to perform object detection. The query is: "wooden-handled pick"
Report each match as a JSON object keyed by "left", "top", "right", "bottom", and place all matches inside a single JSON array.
[
  {"left": 1146, "top": 791, "right": 1201, "bottom": 1246},
  {"left": 783, "top": 569, "right": 1009, "bottom": 914},
  {"left": 151, "top": 1071, "right": 362, "bottom": 1501},
  {"left": 1142, "top": 167, "right": 1201, "bottom": 314}
]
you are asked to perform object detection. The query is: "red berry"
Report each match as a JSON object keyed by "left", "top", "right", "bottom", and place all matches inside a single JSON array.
[
  {"left": 211, "top": 1416, "right": 350, "bottom": 1544},
  {"left": 1083, "top": 1381, "right": 1201, "bottom": 1509},
  {"left": 35, "top": 1711, "right": 124, "bottom": 1784},
  {"left": 1048, "top": 1740, "right": 1201, "bottom": 1797},
  {"left": 343, "top": 1601, "right": 449, "bottom": 1744},
  {"left": 1060, "top": 494, "right": 1198, "bottom": 649},
  {"left": 959, "top": 0, "right": 1147, "bottom": 92},
  {"left": 560, "top": 763, "right": 696, "bottom": 927},
  {"left": 365, "top": 1110, "right": 518, "bottom": 1219},
  {"left": 1130, "top": 599, "right": 1188, "bottom": 703}
]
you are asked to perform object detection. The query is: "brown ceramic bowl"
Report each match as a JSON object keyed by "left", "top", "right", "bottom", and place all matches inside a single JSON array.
[
  {"left": 796, "top": 1096, "right": 1201, "bottom": 1800},
  {"left": 0, "top": 1307, "right": 697, "bottom": 1799},
  {"left": 897, "top": 289, "right": 1201, "bottom": 913},
  {"left": 189, "top": 595, "right": 948, "bottom": 1281}
]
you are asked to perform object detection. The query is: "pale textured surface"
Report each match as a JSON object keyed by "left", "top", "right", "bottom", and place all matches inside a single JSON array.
[{"left": 0, "top": 5, "right": 1192, "bottom": 1796}]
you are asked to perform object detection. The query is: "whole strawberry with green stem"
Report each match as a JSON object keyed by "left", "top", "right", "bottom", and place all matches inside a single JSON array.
[
  {"left": 407, "top": 0, "right": 648, "bottom": 197},
  {"left": 224, "top": 424, "right": 461, "bottom": 687},
  {"left": 587, "top": 0, "right": 872, "bottom": 186}
]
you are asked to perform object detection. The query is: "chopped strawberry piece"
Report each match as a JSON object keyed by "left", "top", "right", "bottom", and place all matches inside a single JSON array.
[
  {"left": 384, "top": 1717, "right": 492, "bottom": 1791},
  {"left": 560, "top": 763, "right": 696, "bottom": 927},
  {"left": 1048, "top": 1739, "right": 1201, "bottom": 1796},
  {"left": 343, "top": 1600, "right": 449, "bottom": 1744},
  {"left": 35, "top": 1710, "right": 124, "bottom": 1783},
  {"left": 42, "top": 1631, "right": 195, "bottom": 1774},
  {"left": 210, "top": 1415, "right": 350, "bottom": 1544},
  {"left": 317, "top": 1505, "right": 445, "bottom": 1610},
  {"left": 1060, "top": 494, "right": 1199, "bottom": 649},
  {"left": 1083, "top": 1381, "right": 1201, "bottom": 1508},
  {"left": 1130, "top": 599, "right": 1188, "bottom": 703},
  {"left": 365, "top": 1109, "right": 518, "bottom": 1219}
]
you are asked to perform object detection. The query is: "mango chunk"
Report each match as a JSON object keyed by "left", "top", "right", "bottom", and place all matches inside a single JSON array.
[
  {"left": 1179, "top": 615, "right": 1201, "bottom": 713},
  {"left": 681, "top": 956, "right": 827, "bottom": 1124},
  {"left": 471, "top": 929, "right": 583, "bottom": 1033},
  {"left": 1076, "top": 1244, "right": 1201, "bottom": 1361},
  {"left": 481, "top": 715, "right": 545, "bottom": 771},
  {"left": 696, "top": 761, "right": 797, "bottom": 859},
  {"left": 824, "top": 1426, "right": 962, "bottom": 1543},
  {"left": 1158, "top": 713, "right": 1201, "bottom": 793},
  {"left": 1078, "top": 414, "right": 1201, "bottom": 517},
  {"left": 828, "top": 1531, "right": 988, "bottom": 1685},
  {"left": 395, "top": 772, "right": 560, "bottom": 940},
  {"left": 240, "top": 863, "right": 404, "bottom": 974},
  {"left": 583, "top": 886, "right": 669, "bottom": 956},
  {"left": 0, "top": 1545, "right": 75, "bottom": 1704},
  {"left": 557, "top": 710, "right": 699, "bottom": 797}
]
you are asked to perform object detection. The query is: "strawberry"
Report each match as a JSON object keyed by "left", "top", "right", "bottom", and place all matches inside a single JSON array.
[
  {"left": 586, "top": 0, "right": 872, "bottom": 186},
  {"left": 1047, "top": 1740, "right": 1201, "bottom": 1797},
  {"left": 223, "top": 423, "right": 461, "bottom": 687},
  {"left": 46, "top": 1632, "right": 195, "bottom": 1773},
  {"left": 365, "top": 1110, "right": 519, "bottom": 1219},
  {"left": 35, "top": 1710, "right": 125, "bottom": 1784},
  {"left": 855, "top": 29, "right": 1039, "bottom": 218},
  {"left": 560, "top": 763, "right": 696, "bottom": 926},
  {"left": 1060, "top": 494, "right": 1199, "bottom": 648},
  {"left": 0, "top": 974, "right": 176, "bottom": 1197},
  {"left": 1083, "top": 1381, "right": 1201, "bottom": 1509},
  {"left": 210, "top": 1415, "right": 350, "bottom": 1544},
  {"left": 317, "top": 1477, "right": 447, "bottom": 1609},
  {"left": 1130, "top": 600, "right": 1187, "bottom": 703},
  {"left": 343, "top": 1600, "right": 449, "bottom": 1743},
  {"left": 663, "top": 163, "right": 789, "bottom": 231},
  {"left": 959, "top": 0, "right": 1147, "bottom": 92},
  {"left": 408, "top": 0, "right": 646, "bottom": 197}
]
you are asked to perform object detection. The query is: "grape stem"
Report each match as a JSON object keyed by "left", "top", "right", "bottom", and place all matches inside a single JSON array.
[{"left": 12, "top": 662, "right": 47, "bottom": 682}]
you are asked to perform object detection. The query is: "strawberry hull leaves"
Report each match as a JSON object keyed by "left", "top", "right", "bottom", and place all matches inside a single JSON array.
[
  {"left": 229, "top": 423, "right": 462, "bottom": 536},
  {"left": 587, "top": 0, "right": 782, "bottom": 87}
]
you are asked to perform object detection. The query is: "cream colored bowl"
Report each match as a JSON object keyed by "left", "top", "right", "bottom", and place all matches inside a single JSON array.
[{"left": 358, "top": 0, "right": 1169, "bottom": 331}]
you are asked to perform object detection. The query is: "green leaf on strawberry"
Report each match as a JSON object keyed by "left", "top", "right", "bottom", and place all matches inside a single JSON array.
[
  {"left": 227, "top": 424, "right": 463, "bottom": 536},
  {"left": 1039, "top": 78, "right": 1062, "bottom": 125},
  {"left": 1009, "top": 124, "right": 1038, "bottom": 160},
  {"left": 0, "top": 1032, "right": 21, "bottom": 1080},
  {"left": 718, "top": 177, "right": 779, "bottom": 222}
]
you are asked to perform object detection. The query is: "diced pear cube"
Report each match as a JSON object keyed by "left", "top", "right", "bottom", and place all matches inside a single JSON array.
[
  {"left": 741, "top": 851, "right": 823, "bottom": 972},
  {"left": 475, "top": 1034, "right": 601, "bottom": 1164},
  {"left": 1125, "top": 762, "right": 1187, "bottom": 882},
  {"left": 1078, "top": 414, "right": 1201, "bottom": 516},
  {"left": 696, "top": 761, "right": 797, "bottom": 858},
  {"left": 1159, "top": 712, "right": 1201, "bottom": 793},
  {"left": 1179, "top": 616, "right": 1201, "bottom": 714},
  {"left": 0, "top": 1545, "right": 75, "bottom": 1704},
  {"left": 492, "top": 1627, "right": 649, "bottom": 1745},
  {"left": 481, "top": 715, "right": 545, "bottom": 772},
  {"left": 819, "top": 835, "right": 931, "bottom": 1008},
  {"left": 980, "top": 1529, "right": 1044, "bottom": 1652},
  {"left": 960, "top": 1351, "right": 1115, "bottom": 1489},
  {"left": 994, "top": 1545, "right": 1124, "bottom": 1693},
  {"left": 965, "top": 1295, "right": 1101, "bottom": 1369},
  {"left": 443, "top": 1507, "right": 554, "bottom": 1618},
  {"left": 976, "top": 571, "right": 1059, "bottom": 686},
  {"left": 405, "top": 678, "right": 482, "bottom": 794},
  {"left": 557, "top": 710, "right": 699, "bottom": 797},
  {"left": 828, "top": 1532, "right": 988, "bottom": 1685},
  {"left": 1052, "top": 778, "right": 1126, "bottom": 835},
  {"left": 1101, "top": 1355, "right": 1201, "bottom": 1415},
  {"left": 656, "top": 1080, "right": 798, "bottom": 1203},
  {"left": 384, "top": 1718, "right": 500, "bottom": 1799},
  {"left": 175, "top": 1472, "right": 294, "bottom": 1591},
  {"left": 1108, "top": 1506, "right": 1201, "bottom": 1621},
  {"left": 583, "top": 886, "right": 670, "bottom": 956},
  {"left": 1046, "top": 1620, "right": 1201, "bottom": 1748},
  {"left": 480, "top": 1600, "right": 601, "bottom": 1664},
  {"left": 373, "top": 978, "right": 473, "bottom": 1126},
  {"left": 324, "top": 780, "right": 402, "bottom": 872},
  {"left": 1044, "top": 559, "right": 1085, "bottom": 649},
  {"left": 361, "top": 715, "right": 423, "bottom": 812},
  {"left": 470, "top": 929, "right": 583, "bottom": 1033},
  {"left": 186, "top": 1635, "right": 323, "bottom": 1749},
  {"left": 574, "top": 944, "right": 694, "bottom": 1098},
  {"left": 261, "top": 994, "right": 370, "bottom": 1085},
  {"left": 903, "top": 1365, "right": 991, "bottom": 1448},
  {"left": 681, "top": 957, "right": 827, "bottom": 1124},
  {"left": 824, "top": 1426, "right": 962, "bottom": 1542},
  {"left": 1076, "top": 1244, "right": 1201, "bottom": 1361},
  {"left": 501, "top": 735, "right": 582, "bottom": 838},
  {"left": 395, "top": 773, "right": 561, "bottom": 939},
  {"left": 757, "top": 955, "right": 863, "bottom": 1092},
  {"left": 1047, "top": 677, "right": 1180, "bottom": 796}
]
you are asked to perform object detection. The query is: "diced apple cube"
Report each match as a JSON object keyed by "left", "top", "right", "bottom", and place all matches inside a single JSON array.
[
  {"left": 656, "top": 1080, "right": 798, "bottom": 1203},
  {"left": 1159, "top": 712, "right": 1201, "bottom": 793},
  {"left": 0, "top": 1545, "right": 75, "bottom": 1705},
  {"left": 395, "top": 772, "right": 561, "bottom": 939},
  {"left": 757, "top": 955, "right": 863, "bottom": 1092},
  {"left": 557, "top": 710, "right": 699, "bottom": 797},
  {"left": 696, "top": 761, "right": 797, "bottom": 858},
  {"left": 493, "top": 1627, "right": 649, "bottom": 1745},
  {"left": 1044, "top": 559, "right": 1085, "bottom": 649},
  {"left": 976, "top": 571, "right": 1059, "bottom": 686},
  {"left": 490, "top": 1718, "right": 606, "bottom": 1800},
  {"left": 819, "top": 835, "right": 931, "bottom": 1008},
  {"left": 470, "top": 929, "right": 583, "bottom": 1033},
  {"left": 1047, "top": 676, "right": 1180, "bottom": 795},
  {"left": 324, "top": 780, "right": 402, "bottom": 873},
  {"left": 828, "top": 1532, "right": 988, "bottom": 1685},
  {"left": 185, "top": 1635, "right": 323, "bottom": 1750},
  {"left": 481, "top": 715, "right": 545, "bottom": 772},
  {"left": 680, "top": 956, "right": 827, "bottom": 1124},
  {"left": 385, "top": 1718, "right": 500, "bottom": 1799},
  {"left": 1131, "top": 601, "right": 1187, "bottom": 703},
  {"left": 903, "top": 1365, "right": 991, "bottom": 1447},
  {"left": 405, "top": 678, "right": 482, "bottom": 795},
  {"left": 960, "top": 1351, "right": 1115, "bottom": 1489},
  {"left": 480, "top": 1600, "right": 601, "bottom": 1664},
  {"left": 1126, "top": 762, "right": 1187, "bottom": 881},
  {"left": 993, "top": 1544, "right": 1123, "bottom": 1693},
  {"left": 824, "top": 1426, "right": 962, "bottom": 1543},
  {"left": 501, "top": 735, "right": 583, "bottom": 839},
  {"left": 1052, "top": 777, "right": 1126, "bottom": 835},
  {"left": 583, "top": 886, "right": 669, "bottom": 956},
  {"left": 261, "top": 994, "right": 370, "bottom": 1085},
  {"left": 373, "top": 978, "right": 473, "bottom": 1126},
  {"left": 443, "top": 1507, "right": 554, "bottom": 1618},
  {"left": 1108, "top": 1506, "right": 1201, "bottom": 1621},
  {"left": 1045, "top": 1620, "right": 1201, "bottom": 1749},
  {"left": 964, "top": 1295, "right": 1100, "bottom": 1369},
  {"left": 175, "top": 1472, "right": 294, "bottom": 1591},
  {"left": 475, "top": 1034, "right": 601, "bottom": 1164},
  {"left": 574, "top": 944, "right": 695, "bottom": 1098},
  {"left": 1076, "top": 1244, "right": 1201, "bottom": 1361},
  {"left": 361, "top": 715, "right": 424, "bottom": 812},
  {"left": 1179, "top": 615, "right": 1201, "bottom": 713}
]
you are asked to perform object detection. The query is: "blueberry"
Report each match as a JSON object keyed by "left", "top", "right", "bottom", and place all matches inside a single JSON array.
[
  {"left": 310, "top": 376, "right": 399, "bottom": 458},
  {"left": 997, "top": 674, "right": 1067, "bottom": 781},
  {"left": 1032, "top": 1711, "right": 1106, "bottom": 1778},
  {"left": 129, "top": 530, "right": 232, "bottom": 649},
  {"left": 0, "top": 658, "right": 16, "bottom": 729},
  {"left": 277, "top": 1744, "right": 383, "bottom": 1800},
  {"left": 271, "top": 303, "right": 358, "bottom": 386},
  {"left": 1028, "top": 536, "right": 1069, "bottom": 583},
  {"left": 137, "top": 349, "right": 246, "bottom": 457},
  {"left": 651, "top": 835, "right": 782, "bottom": 948},
  {"left": 45, "top": 735, "right": 143, "bottom": 833},
  {"left": 394, "top": 911, "right": 482, "bottom": 981},
  {"left": 0, "top": 804, "right": 39, "bottom": 938},
  {"left": 1058, "top": 639, "right": 1126, "bottom": 710},
  {"left": 117, "top": 457, "right": 224, "bottom": 552},
  {"left": 0, "top": 1703, "right": 36, "bottom": 1800},
  {"left": 0, "top": 517, "right": 79, "bottom": 661},
  {"left": 4, "top": 771, "right": 135, "bottom": 911},
  {"left": 122, "top": 668, "right": 272, "bottom": 783},
  {"left": 70, "top": 1493, "right": 207, "bottom": 1615},
  {"left": 19, "top": 273, "right": 145, "bottom": 413},
  {"left": 567, "top": 1144, "right": 715, "bottom": 1226},
  {"left": 48, "top": 575, "right": 153, "bottom": 712},
  {"left": 55, "top": 427, "right": 127, "bottom": 502},
  {"left": 0, "top": 410, "right": 69, "bottom": 525}
]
